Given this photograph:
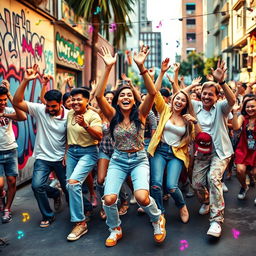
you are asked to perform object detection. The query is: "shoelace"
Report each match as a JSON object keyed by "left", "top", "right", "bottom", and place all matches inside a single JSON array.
[
  {"left": 108, "top": 229, "right": 120, "bottom": 240},
  {"left": 152, "top": 221, "right": 163, "bottom": 235}
]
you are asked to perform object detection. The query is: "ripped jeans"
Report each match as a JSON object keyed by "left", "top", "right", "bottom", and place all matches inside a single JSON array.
[
  {"left": 66, "top": 145, "right": 98, "bottom": 222},
  {"left": 150, "top": 142, "right": 185, "bottom": 214}
]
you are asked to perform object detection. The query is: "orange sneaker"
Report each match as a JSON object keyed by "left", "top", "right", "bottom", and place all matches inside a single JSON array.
[
  {"left": 152, "top": 215, "right": 166, "bottom": 243},
  {"left": 105, "top": 227, "right": 122, "bottom": 247}
]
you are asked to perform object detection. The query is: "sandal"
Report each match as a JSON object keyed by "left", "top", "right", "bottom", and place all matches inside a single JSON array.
[
  {"left": 100, "top": 209, "right": 106, "bottom": 220},
  {"left": 40, "top": 216, "right": 55, "bottom": 228},
  {"left": 118, "top": 202, "right": 129, "bottom": 216}
]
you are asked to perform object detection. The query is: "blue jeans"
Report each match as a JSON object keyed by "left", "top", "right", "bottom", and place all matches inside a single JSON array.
[
  {"left": 150, "top": 142, "right": 185, "bottom": 214},
  {"left": 103, "top": 149, "right": 161, "bottom": 229},
  {"left": 0, "top": 149, "right": 18, "bottom": 177},
  {"left": 32, "top": 159, "right": 67, "bottom": 220},
  {"left": 66, "top": 145, "right": 98, "bottom": 222}
]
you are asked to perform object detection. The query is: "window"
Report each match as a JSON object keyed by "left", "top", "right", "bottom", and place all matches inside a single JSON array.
[
  {"left": 186, "top": 19, "right": 196, "bottom": 25},
  {"left": 186, "top": 3, "right": 196, "bottom": 14},
  {"left": 186, "top": 33, "right": 196, "bottom": 41}
]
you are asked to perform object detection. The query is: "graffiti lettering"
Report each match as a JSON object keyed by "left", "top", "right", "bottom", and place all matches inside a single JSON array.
[
  {"left": 56, "top": 32, "right": 84, "bottom": 68},
  {"left": 0, "top": 7, "right": 54, "bottom": 175}
]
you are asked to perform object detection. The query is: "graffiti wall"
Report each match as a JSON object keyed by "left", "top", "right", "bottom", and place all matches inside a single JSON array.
[{"left": 0, "top": 1, "right": 55, "bottom": 184}]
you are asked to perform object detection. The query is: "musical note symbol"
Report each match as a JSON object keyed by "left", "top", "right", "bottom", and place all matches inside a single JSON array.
[
  {"left": 88, "top": 25, "right": 94, "bottom": 33},
  {"left": 232, "top": 228, "right": 240, "bottom": 239},
  {"left": 179, "top": 240, "right": 189, "bottom": 251},
  {"left": 94, "top": 6, "right": 101, "bottom": 15},
  {"left": 22, "top": 212, "right": 30, "bottom": 222},
  {"left": 17, "top": 231, "right": 25, "bottom": 240},
  {"left": 156, "top": 21, "right": 162, "bottom": 29},
  {"left": 109, "top": 23, "right": 117, "bottom": 32}
]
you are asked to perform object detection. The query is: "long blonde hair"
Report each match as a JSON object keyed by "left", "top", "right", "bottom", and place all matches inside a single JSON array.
[{"left": 170, "top": 90, "right": 197, "bottom": 145}]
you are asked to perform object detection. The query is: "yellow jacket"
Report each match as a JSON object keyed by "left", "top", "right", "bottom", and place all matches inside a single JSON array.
[{"left": 147, "top": 91, "right": 195, "bottom": 169}]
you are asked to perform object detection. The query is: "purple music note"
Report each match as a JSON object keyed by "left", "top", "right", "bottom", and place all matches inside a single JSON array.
[{"left": 156, "top": 21, "right": 162, "bottom": 29}]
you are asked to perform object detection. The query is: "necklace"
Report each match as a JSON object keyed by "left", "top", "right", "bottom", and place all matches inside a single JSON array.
[{"left": 121, "top": 120, "right": 131, "bottom": 129}]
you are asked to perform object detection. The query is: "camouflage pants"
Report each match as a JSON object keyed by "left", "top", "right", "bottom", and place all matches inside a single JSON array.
[{"left": 192, "top": 152, "right": 231, "bottom": 223}]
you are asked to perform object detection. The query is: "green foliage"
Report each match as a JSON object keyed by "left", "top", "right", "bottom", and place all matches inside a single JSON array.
[
  {"left": 179, "top": 51, "right": 205, "bottom": 78},
  {"left": 65, "top": 0, "right": 135, "bottom": 47},
  {"left": 204, "top": 57, "right": 219, "bottom": 75}
]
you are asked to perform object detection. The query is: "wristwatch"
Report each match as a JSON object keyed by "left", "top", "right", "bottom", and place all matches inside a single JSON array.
[{"left": 219, "top": 81, "right": 226, "bottom": 86}]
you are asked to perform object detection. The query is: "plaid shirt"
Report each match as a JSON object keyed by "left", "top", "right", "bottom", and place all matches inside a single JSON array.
[{"left": 99, "top": 123, "right": 114, "bottom": 157}]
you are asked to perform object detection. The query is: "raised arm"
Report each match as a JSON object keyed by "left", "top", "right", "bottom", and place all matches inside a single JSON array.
[
  {"left": 95, "top": 47, "right": 117, "bottom": 121},
  {"left": 211, "top": 60, "right": 236, "bottom": 107},
  {"left": 245, "top": 81, "right": 256, "bottom": 95},
  {"left": 39, "top": 75, "right": 52, "bottom": 105},
  {"left": 183, "top": 76, "right": 202, "bottom": 94},
  {"left": 13, "top": 64, "right": 39, "bottom": 113},
  {"left": 133, "top": 45, "right": 157, "bottom": 120},
  {"left": 121, "top": 73, "right": 141, "bottom": 102},
  {"left": 1, "top": 80, "right": 13, "bottom": 104},
  {"left": 232, "top": 104, "right": 244, "bottom": 130},
  {"left": 155, "top": 58, "right": 171, "bottom": 91}
]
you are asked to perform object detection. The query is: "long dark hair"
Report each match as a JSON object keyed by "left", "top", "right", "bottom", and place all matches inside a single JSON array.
[
  {"left": 241, "top": 95, "right": 256, "bottom": 116},
  {"left": 110, "top": 86, "right": 142, "bottom": 140}
]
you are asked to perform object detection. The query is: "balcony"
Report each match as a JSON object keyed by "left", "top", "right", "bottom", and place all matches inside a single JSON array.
[
  {"left": 221, "top": 36, "right": 230, "bottom": 51},
  {"left": 220, "top": 2, "right": 230, "bottom": 23}
]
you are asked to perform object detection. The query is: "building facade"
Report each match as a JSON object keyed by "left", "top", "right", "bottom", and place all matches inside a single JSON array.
[
  {"left": 181, "top": 0, "right": 204, "bottom": 61},
  {"left": 203, "top": 0, "right": 256, "bottom": 82}
]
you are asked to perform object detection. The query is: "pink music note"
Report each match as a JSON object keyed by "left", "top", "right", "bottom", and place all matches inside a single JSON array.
[
  {"left": 179, "top": 240, "right": 189, "bottom": 251},
  {"left": 156, "top": 21, "right": 162, "bottom": 29},
  {"left": 232, "top": 228, "right": 240, "bottom": 239},
  {"left": 109, "top": 23, "right": 117, "bottom": 32},
  {"left": 88, "top": 25, "right": 94, "bottom": 33}
]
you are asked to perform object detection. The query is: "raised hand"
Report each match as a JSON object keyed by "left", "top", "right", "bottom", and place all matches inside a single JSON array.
[
  {"left": 42, "top": 75, "right": 52, "bottom": 86},
  {"left": 98, "top": 46, "right": 117, "bottom": 67},
  {"left": 191, "top": 76, "right": 202, "bottom": 86},
  {"left": 161, "top": 58, "right": 171, "bottom": 73},
  {"left": 0, "top": 80, "right": 10, "bottom": 91},
  {"left": 166, "top": 74, "right": 174, "bottom": 84},
  {"left": 133, "top": 45, "right": 150, "bottom": 66},
  {"left": 206, "top": 74, "right": 214, "bottom": 81},
  {"left": 232, "top": 104, "right": 241, "bottom": 113},
  {"left": 211, "top": 59, "right": 227, "bottom": 83},
  {"left": 65, "top": 77, "right": 74, "bottom": 88},
  {"left": 173, "top": 63, "right": 180, "bottom": 73},
  {"left": 24, "top": 64, "right": 39, "bottom": 82}
]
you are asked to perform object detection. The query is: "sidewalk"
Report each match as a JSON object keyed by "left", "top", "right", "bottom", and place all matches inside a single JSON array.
[{"left": 1, "top": 177, "right": 256, "bottom": 256}]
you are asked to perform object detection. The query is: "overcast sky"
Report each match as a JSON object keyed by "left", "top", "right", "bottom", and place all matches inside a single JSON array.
[{"left": 147, "top": 0, "right": 182, "bottom": 63}]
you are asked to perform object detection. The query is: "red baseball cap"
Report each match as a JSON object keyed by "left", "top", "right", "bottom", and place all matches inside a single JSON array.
[{"left": 195, "top": 132, "right": 212, "bottom": 154}]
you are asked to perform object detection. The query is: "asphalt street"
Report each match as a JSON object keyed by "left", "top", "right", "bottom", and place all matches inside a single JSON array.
[{"left": 0, "top": 175, "right": 256, "bottom": 256}]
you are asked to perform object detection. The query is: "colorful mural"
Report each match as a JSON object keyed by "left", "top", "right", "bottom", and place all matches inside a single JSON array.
[{"left": 0, "top": 1, "right": 55, "bottom": 183}]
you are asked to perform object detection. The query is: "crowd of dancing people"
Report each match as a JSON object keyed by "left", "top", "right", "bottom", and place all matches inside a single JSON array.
[{"left": 0, "top": 45, "right": 255, "bottom": 246}]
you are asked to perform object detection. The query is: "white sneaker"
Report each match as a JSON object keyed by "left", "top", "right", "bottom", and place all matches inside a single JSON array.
[
  {"left": 129, "top": 195, "right": 137, "bottom": 204},
  {"left": 199, "top": 204, "right": 210, "bottom": 215},
  {"left": 207, "top": 221, "right": 222, "bottom": 237},
  {"left": 237, "top": 186, "right": 249, "bottom": 200},
  {"left": 222, "top": 182, "right": 228, "bottom": 193},
  {"left": 105, "top": 227, "right": 122, "bottom": 247}
]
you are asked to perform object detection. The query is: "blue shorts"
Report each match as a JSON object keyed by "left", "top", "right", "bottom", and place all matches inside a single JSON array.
[
  {"left": 104, "top": 149, "right": 149, "bottom": 196},
  {"left": 0, "top": 149, "right": 18, "bottom": 177},
  {"left": 98, "top": 150, "right": 111, "bottom": 160}
]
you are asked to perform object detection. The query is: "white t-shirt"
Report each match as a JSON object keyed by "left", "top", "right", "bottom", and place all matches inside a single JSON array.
[
  {"left": 161, "top": 120, "right": 186, "bottom": 147},
  {"left": 0, "top": 107, "right": 18, "bottom": 151},
  {"left": 27, "top": 102, "right": 68, "bottom": 161}
]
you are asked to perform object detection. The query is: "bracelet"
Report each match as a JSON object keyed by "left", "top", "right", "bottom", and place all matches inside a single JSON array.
[
  {"left": 193, "top": 120, "right": 198, "bottom": 124},
  {"left": 219, "top": 80, "right": 226, "bottom": 86},
  {"left": 140, "top": 69, "right": 148, "bottom": 75}
]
